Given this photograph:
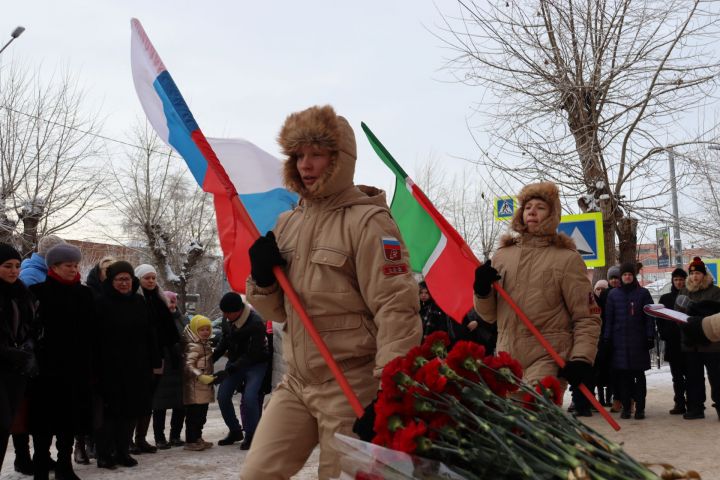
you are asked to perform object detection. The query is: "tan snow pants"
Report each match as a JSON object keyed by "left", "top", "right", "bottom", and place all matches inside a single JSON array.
[{"left": 239, "top": 362, "right": 378, "bottom": 480}]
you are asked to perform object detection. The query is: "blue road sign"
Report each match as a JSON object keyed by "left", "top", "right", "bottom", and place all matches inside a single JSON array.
[{"left": 556, "top": 212, "right": 605, "bottom": 267}]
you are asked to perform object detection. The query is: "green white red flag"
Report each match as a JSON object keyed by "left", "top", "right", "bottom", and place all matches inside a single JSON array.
[{"left": 362, "top": 123, "right": 479, "bottom": 323}]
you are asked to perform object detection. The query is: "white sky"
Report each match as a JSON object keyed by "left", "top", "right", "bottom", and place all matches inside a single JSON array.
[{"left": 2, "top": 1, "right": 485, "bottom": 243}]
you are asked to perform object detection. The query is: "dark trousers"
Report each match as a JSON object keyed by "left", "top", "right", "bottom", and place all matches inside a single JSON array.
[
  {"left": 685, "top": 351, "right": 720, "bottom": 412},
  {"left": 96, "top": 413, "right": 131, "bottom": 460},
  {"left": 570, "top": 377, "right": 596, "bottom": 412},
  {"left": 217, "top": 363, "right": 267, "bottom": 439},
  {"left": 184, "top": 404, "right": 208, "bottom": 443},
  {"left": 0, "top": 430, "right": 8, "bottom": 473},
  {"left": 33, "top": 431, "right": 73, "bottom": 473},
  {"left": 669, "top": 355, "right": 688, "bottom": 407},
  {"left": 152, "top": 407, "right": 185, "bottom": 441},
  {"left": 616, "top": 369, "right": 646, "bottom": 412}
]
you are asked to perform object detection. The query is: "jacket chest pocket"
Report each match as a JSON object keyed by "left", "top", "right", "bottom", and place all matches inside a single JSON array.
[{"left": 309, "top": 247, "right": 352, "bottom": 293}]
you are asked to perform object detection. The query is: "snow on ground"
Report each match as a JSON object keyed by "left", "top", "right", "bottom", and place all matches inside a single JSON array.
[{"left": 2, "top": 367, "right": 719, "bottom": 479}]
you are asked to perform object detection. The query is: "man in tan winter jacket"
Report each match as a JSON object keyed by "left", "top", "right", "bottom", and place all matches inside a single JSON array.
[
  {"left": 473, "top": 182, "right": 601, "bottom": 391},
  {"left": 242, "top": 105, "right": 422, "bottom": 479}
]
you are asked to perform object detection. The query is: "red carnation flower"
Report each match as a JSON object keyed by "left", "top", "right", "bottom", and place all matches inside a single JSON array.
[
  {"left": 482, "top": 352, "right": 523, "bottom": 396},
  {"left": 421, "top": 331, "right": 451, "bottom": 358},
  {"left": 446, "top": 341, "right": 485, "bottom": 381},
  {"left": 374, "top": 390, "right": 410, "bottom": 437},
  {"left": 413, "top": 357, "right": 448, "bottom": 393},
  {"left": 405, "top": 345, "right": 429, "bottom": 373},
  {"left": 381, "top": 356, "right": 412, "bottom": 396},
  {"left": 521, "top": 376, "right": 564, "bottom": 410},
  {"left": 390, "top": 419, "right": 428, "bottom": 453}
]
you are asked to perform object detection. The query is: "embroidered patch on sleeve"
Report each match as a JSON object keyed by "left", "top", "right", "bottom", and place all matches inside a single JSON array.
[
  {"left": 589, "top": 293, "right": 601, "bottom": 315},
  {"left": 382, "top": 237, "right": 402, "bottom": 261},
  {"left": 383, "top": 264, "right": 409, "bottom": 276}
]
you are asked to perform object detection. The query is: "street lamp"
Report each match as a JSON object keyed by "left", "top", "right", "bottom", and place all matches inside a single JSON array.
[
  {"left": 0, "top": 26, "right": 25, "bottom": 56},
  {"left": 666, "top": 148, "right": 683, "bottom": 268}
]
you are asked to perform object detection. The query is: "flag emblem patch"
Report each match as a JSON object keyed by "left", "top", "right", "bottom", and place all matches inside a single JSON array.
[{"left": 382, "top": 237, "right": 402, "bottom": 261}]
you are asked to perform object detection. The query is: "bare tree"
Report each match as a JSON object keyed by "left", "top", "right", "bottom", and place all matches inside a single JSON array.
[
  {"left": 109, "top": 121, "right": 218, "bottom": 309},
  {"left": 0, "top": 63, "right": 107, "bottom": 254},
  {"left": 415, "top": 159, "right": 504, "bottom": 261},
  {"left": 439, "top": 0, "right": 720, "bottom": 277}
]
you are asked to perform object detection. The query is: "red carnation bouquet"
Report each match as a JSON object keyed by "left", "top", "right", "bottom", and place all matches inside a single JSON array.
[{"left": 333, "top": 332, "right": 684, "bottom": 480}]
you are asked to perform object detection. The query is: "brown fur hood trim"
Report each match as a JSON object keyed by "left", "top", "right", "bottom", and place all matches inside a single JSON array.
[
  {"left": 278, "top": 105, "right": 357, "bottom": 200},
  {"left": 686, "top": 270, "right": 716, "bottom": 293},
  {"left": 510, "top": 181, "right": 562, "bottom": 236},
  {"left": 499, "top": 231, "right": 576, "bottom": 250}
]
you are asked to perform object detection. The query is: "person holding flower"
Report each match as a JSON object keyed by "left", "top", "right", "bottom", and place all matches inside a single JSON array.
[{"left": 472, "top": 182, "right": 601, "bottom": 395}]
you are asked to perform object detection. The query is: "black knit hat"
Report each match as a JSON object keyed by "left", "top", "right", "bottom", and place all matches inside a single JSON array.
[
  {"left": 0, "top": 243, "right": 21, "bottom": 265},
  {"left": 105, "top": 261, "right": 135, "bottom": 281},
  {"left": 671, "top": 268, "right": 688, "bottom": 279},
  {"left": 219, "top": 292, "right": 244, "bottom": 313},
  {"left": 688, "top": 257, "right": 707, "bottom": 275},
  {"left": 620, "top": 262, "right": 636, "bottom": 276}
]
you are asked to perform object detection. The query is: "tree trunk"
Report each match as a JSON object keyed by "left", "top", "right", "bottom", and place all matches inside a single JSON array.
[
  {"left": 616, "top": 216, "right": 638, "bottom": 265},
  {"left": 19, "top": 212, "right": 42, "bottom": 258}
]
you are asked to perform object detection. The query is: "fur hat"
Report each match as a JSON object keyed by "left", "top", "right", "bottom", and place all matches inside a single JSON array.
[
  {"left": 620, "top": 262, "right": 636, "bottom": 276},
  {"left": 45, "top": 244, "right": 81, "bottom": 266},
  {"left": 219, "top": 292, "right": 244, "bottom": 313},
  {"left": 278, "top": 105, "right": 356, "bottom": 200},
  {"left": 37, "top": 235, "right": 65, "bottom": 257},
  {"left": 688, "top": 257, "right": 707, "bottom": 275},
  {"left": 510, "top": 182, "right": 562, "bottom": 236},
  {"left": 607, "top": 265, "right": 621, "bottom": 280},
  {"left": 671, "top": 267, "right": 688, "bottom": 279},
  {"left": 106, "top": 261, "right": 135, "bottom": 281},
  {"left": 189, "top": 315, "right": 212, "bottom": 335},
  {"left": 134, "top": 264, "right": 157, "bottom": 279},
  {"left": 0, "top": 243, "right": 21, "bottom": 265}
]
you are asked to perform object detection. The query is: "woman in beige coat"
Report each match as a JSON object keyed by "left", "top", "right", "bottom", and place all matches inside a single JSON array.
[{"left": 473, "top": 182, "right": 601, "bottom": 393}]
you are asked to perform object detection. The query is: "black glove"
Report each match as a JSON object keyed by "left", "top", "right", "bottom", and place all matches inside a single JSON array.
[
  {"left": 249, "top": 232, "right": 287, "bottom": 288},
  {"left": 212, "top": 370, "right": 228, "bottom": 385},
  {"left": 5, "top": 348, "right": 33, "bottom": 372},
  {"left": 558, "top": 360, "right": 593, "bottom": 388},
  {"left": 20, "top": 352, "right": 39, "bottom": 378},
  {"left": 683, "top": 316, "right": 711, "bottom": 347},
  {"left": 352, "top": 397, "right": 377, "bottom": 442},
  {"left": 473, "top": 260, "right": 501, "bottom": 297},
  {"left": 646, "top": 337, "right": 655, "bottom": 351}
]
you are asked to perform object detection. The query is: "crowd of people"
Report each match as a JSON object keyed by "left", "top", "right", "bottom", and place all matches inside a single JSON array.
[
  {"left": 3, "top": 102, "right": 720, "bottom": 480},
  {"left": 0, "top": 236, "right": 274, "bottom": 479}
]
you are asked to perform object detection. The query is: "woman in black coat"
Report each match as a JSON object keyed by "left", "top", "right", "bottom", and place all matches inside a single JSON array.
[
  {"left": 0, "top": 244, "right": 37, "bottom": 474},
  {"left": 28, "top": 244, "right": 94, "bottom": 480},
  {"left": 94, "top": 261, "right": 160, "bottom": 469},
  {"left": 131, "top": 264, "right": 180, "bottom": 453}
]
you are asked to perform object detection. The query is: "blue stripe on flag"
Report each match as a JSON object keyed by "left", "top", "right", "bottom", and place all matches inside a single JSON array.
[
  {"left": 153, "top": 72, "right": 207, "bottom": 186},
  {"left": 382, "top": 239, "right": 401, "bottom": 246},
  {"left": 239, "top": 188, "right": 299, "bottom": 236}
]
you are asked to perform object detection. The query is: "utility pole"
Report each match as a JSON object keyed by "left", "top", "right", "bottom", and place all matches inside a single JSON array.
[{"left": 667, "top": 148, "right": 683, "bottom": 268}]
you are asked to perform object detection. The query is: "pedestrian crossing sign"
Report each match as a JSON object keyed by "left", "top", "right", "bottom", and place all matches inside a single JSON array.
[
  {"left": 494, "top": 196, "right": 517, "bottom": 221},
  {"left": 556, "top": 212, "right": 605, "bottom": 267},
  {"left": 704, "top": 259, "right": 720, "bottom": 286}
]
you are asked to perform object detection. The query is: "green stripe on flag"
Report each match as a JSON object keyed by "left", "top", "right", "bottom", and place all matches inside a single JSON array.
[{"left": 362, "top": 123, "right": 442, "bottom": 273}]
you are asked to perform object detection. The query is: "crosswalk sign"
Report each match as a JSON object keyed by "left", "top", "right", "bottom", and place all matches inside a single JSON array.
[
  {"left": 494, "top": 196, "right": 517, "bottom": 221},
  {"left": 704, "top": 259, "right": 720, "bottom": 286},
  {"left": 557, "top": 212, "right": 605, "bottom": 267}
]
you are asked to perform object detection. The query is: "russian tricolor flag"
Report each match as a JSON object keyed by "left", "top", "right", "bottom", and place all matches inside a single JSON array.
[{"left": 130, "top": 19, "right": 297, "bottom": 292}]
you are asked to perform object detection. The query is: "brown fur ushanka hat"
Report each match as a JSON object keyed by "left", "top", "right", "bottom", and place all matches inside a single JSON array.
[
  {"left": 510, "top": 181, "right": 563, "bottom": 236},
  {"left": 277, "top": 105, "right": 356, "bottom": 200}
]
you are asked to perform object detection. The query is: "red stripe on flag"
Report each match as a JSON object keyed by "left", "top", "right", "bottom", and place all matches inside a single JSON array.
[{"left": 213, "top": 195, "right": 252, "bottom": 293}]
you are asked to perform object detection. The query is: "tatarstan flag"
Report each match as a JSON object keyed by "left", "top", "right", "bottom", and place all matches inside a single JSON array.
[{"left": 362, "top": 123, "right": 479, "bottom": 323}]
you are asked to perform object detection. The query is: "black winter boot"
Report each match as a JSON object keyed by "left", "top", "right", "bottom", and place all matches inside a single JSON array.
[
  {"left": 54, "top": 459, "right": 82, "bottom": 480},
  {"left": 217, "top": 429, "right": 244, "bottom": 446},
  {"left": 73, "top": 438, "right": 90, "bottom": 465}
]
